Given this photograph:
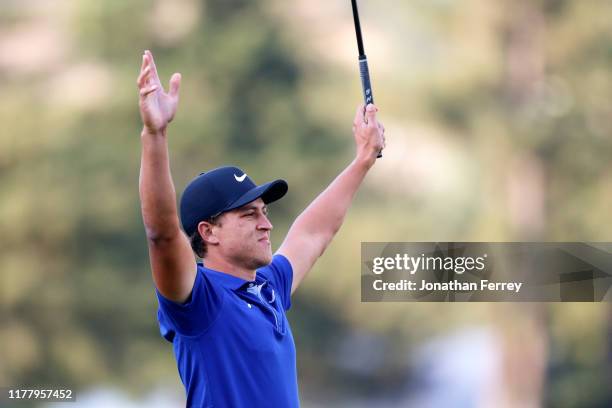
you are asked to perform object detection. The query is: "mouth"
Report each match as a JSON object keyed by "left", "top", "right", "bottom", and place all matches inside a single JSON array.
[{"left": 258, "top": 236, "right": 271, "bottom": 245}]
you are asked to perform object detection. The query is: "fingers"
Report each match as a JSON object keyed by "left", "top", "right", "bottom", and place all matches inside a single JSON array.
[
  {"left": 379, "top": 122, "right": 386, "bottom": 150},
  {"left": 140, "top": 53, "right": 147, "bottom": 73},
  {"left": 138, "top": 50, "right": 173, "bottom": 99},
  {"left": 145, "top": 50, "right": 156, "bottom": 71},
  {"left": 168, "top": 73, "right": 181, "bottom": 98},
  {"left": 137, "top": 51, "right": 150, "bottom": 88},
  {"left": 140, "top": 84, "right": 158, "bottom": 98},
  {"left": 137, "top": 66, "right": 151, "bottom": 88},
  {"left": 353, "top": 104, "right": 366, "bottom": 127},
  {"left": 353, "top": 104, "right": 383, "bottom": 134},
  {"left": 364, "top": 104, "right": 378, "bottom": 127},
  {"left": 145, "top": 50, "right": 161, "bottom": 84}
]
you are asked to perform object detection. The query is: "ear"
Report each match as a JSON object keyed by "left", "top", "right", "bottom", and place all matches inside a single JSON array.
[{"left": 198, "top": 221, "right": 220, "bottom": 245}]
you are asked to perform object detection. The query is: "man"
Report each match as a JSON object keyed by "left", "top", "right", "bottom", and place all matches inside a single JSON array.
[{"left": 137, "top": 49, "right": 385, "bottom": 407}]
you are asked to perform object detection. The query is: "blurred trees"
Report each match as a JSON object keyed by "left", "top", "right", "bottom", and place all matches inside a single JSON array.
[
  {"left": 0, "top": 0, "right": 611, "bottom": 406},
  {"left": 0, "top": 0, "right": 351, "bottom": 395}
]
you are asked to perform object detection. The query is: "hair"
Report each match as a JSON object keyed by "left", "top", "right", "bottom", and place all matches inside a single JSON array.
[{"left": 189, "top": 215, "right": 222, "bottom": 258}]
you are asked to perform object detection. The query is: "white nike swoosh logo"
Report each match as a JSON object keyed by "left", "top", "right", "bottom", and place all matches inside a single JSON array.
[{"left": 234, "top": 173, "right": 247, "bottom": 182}]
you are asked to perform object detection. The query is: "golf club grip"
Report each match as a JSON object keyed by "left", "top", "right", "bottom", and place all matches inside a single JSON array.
[
  {"left": 359, "top": 57, "right": 374, "bottom": 105},
  {"left": 359, "top": 57, "right": 383, "bottom": 158}
]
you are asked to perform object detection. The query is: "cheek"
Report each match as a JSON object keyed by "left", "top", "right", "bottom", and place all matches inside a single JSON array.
[{"left": 220, "top": 222, "right": 255, "bottom": 246}]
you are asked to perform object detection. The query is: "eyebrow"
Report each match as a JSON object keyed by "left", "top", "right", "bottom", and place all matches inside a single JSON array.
[{"left": 239, "top": 204, "right": 268, "bottom": 212}]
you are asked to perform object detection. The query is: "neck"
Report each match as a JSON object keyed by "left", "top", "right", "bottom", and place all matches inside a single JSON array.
[{"left": 203, "top": 253, "right": 257, "bottom": 282}]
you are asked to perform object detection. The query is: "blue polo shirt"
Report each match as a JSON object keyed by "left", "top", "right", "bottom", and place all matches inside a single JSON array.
[{"left": 156, "top": 254, "right": 299, "bottom": 407}]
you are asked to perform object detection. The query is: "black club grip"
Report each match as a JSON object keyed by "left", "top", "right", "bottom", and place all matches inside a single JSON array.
[
  {"left": 359, "top": 57, "right": 374, "bottom": 105},
  {"left": 359, "top": 57, "right": 382, "bottom": 158}
]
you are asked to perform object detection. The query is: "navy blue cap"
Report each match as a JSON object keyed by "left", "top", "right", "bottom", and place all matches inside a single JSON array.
[{"left": 180, "top": 166, "right": 288, "bottom": 236}]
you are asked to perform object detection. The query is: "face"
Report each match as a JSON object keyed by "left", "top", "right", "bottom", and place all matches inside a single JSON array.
[{"left": 208, "top": 198, "right": 273, "bottom": 270}]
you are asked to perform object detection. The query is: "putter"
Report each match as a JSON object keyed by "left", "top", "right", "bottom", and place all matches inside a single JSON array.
[{"left": 350, "top": 0, "right": 382, "bottom": 158}]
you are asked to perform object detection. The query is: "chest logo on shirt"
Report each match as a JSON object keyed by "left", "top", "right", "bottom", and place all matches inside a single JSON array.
[
  {"left": 268, "top": 289, "right": 275, "bottom": 304},
  {"left": 246, "top": 283, "right": 276, "bottom": 304}
]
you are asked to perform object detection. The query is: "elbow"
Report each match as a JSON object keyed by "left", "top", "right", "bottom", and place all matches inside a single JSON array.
[
  {"left": 326, "top": 216, "right": 344, "bottom": 240},
  {"left": 330, "top": 220, "right": 343, "bottom": 237},
  {"left": 316, "top": 231, "right": 336, "bottom": 257},
  {"left": 144, "top": 225, "right": 181, "bottom": 243}
]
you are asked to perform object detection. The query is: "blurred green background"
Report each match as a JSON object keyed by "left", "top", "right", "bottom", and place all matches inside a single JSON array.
[{"left": 1, "top": 0, "right": 611, "bottom": 406}]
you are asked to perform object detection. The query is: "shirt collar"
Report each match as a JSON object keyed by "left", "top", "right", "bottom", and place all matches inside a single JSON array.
[{"left": 198, "top": 263, "right": 264, "bottom": 290}]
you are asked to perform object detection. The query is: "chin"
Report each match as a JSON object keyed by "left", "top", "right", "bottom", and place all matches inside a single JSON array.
[
  {"left": 240, "top": 249, "right": 272, "bottom": 270},
  {"left": 253, "top": 250, "right": 273, "bottom": 269},
  {"left": 258, "top": 253, "right": 273, "bottom": 268}
]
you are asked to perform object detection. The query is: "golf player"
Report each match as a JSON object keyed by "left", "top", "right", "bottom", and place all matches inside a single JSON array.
[{"left": 137, "top": 50, "right": 385, "bottom": 407}]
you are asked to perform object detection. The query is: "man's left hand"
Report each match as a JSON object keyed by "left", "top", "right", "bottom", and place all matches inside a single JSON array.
[{"left": 352, "top": 104, "right": 386, "bottom": 168}]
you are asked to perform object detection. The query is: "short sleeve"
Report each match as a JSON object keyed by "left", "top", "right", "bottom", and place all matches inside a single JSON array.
[
  {"left": 156, "top": 265, "right": 223, "bottom": 340},
  {"left": 259, "top": 254, "right": 294, "bottom": 311}
]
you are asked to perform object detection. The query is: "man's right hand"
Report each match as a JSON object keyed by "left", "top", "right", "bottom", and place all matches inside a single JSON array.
[{"left": 137, "top": 50, "right": 182, "bottom": 135}]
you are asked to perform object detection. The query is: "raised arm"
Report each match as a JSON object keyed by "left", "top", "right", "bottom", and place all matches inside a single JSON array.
[
  {"left": 138, "top": 50, "right": 195, "bottom": 303},
  {"left": 277, "top": 104, "right": 385, "bottom": 294}
]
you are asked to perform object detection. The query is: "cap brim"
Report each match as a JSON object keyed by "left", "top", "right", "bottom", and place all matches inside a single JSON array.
[{"left": 223, "top": 179, "right": 288, "bottom": 213}]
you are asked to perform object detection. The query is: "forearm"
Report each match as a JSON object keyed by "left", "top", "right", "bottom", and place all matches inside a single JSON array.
[
  {"left": 293, "top": 158, "right": 371, "bottom": 239},
  {"left": 279, "top": 104, "right": 384, "bottom": 293},
  {"left": 139, "top": 128, "right": 181, "bottom": 240}
]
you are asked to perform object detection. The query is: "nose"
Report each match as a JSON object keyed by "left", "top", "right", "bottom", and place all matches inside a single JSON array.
[{"left": 257, "top": 214, "right": 273, "bottom": 231}]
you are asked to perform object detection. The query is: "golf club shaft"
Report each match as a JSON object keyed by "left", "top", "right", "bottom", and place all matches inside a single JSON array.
[{"left": 351, "top": 0, "right": 365, "bottom": 55}]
